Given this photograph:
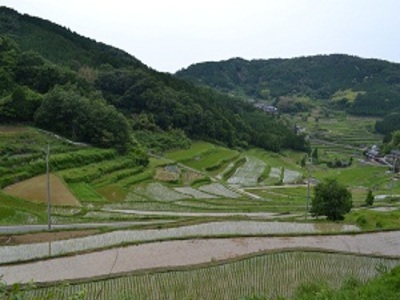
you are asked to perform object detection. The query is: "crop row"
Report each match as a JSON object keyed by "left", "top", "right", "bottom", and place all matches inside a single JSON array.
[
  {"left": 164, "top": 141, "right": 216, "bottom": 162},
  {"left": 58, "top": 157, "right": 138, "bottom": 183},
  {"left": 26, "top": 252, "right": 400, "bottom": 299},
  {"left": 1, "top": 221, "right": 360, "bottom": 264},
  {"left": 185, "top": 147, "right": 240, "bottom": 171},
  {"left": 228, "top": 156, "right": 266, "bottom": 186},
  {"left": 0, "top": 148, "right": 118, "bottom": 188},
  {"left": 221, "top": 157, "right": 246, "bottom": 180}
]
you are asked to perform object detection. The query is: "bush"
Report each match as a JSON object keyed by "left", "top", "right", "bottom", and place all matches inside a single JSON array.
[
  {"left": 365, "top": 190, "right": 374, "bottom": 206},
  {"left": 293, "top": 265, "right": 400, "bottom": 299}
]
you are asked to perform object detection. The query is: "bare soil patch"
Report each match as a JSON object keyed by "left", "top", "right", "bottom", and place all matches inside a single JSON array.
[
  {"left": 3, "top": 174, "right": 81, "bottom": 207},
  {"left": 154, "top": 167, "right": 180, "bottom": 182},
  {"left": 0, "top": 126, "right": 29, "bottom": 133},
  {"left": 0, "top": 229, "right": 99, "bottom": 246},
  {"left": 182, "top": 170, "right": 204, "bottom": 184}
]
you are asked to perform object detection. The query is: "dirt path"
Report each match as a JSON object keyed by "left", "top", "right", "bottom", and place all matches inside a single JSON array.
[
  {"left": 0, "top": 229, "right": 99, "bottom": 245},
  {"left": 1, "top": 231, "right": 400, "bottom": 285},
  {"left": 104, "top": 208, "right": 283, "bottom": 218}
]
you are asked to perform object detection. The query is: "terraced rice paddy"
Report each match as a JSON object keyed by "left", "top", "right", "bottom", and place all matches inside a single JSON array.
[
  {"left": 199, "top": 183, "right": 240, "bottom": 198},
  {"left": 0, "top": 221, "right": 360, "bottom": 264},
  {"left": 164, "top": 141, "right": 215, "bottom": 162},
  {"left": 130, "top": 182, "right": 241, "bottom": 204},
  {"left": 1, "top": 122, "right": 400, "bottom": 299},
  {"left": 185, "top": 147, "right": 239, "bottom": 172},
  {"left": 227, "top": 156, "right": 266, "bottom": 186},
  {"left": 134, "top": 183, "right": 188, "bottom": 201},
  {"left": 244, "top": 186, "right": 309, "bottom": 213},
  {"left": 173, "top": 187, "right": 217, "bottom": 199},
  {"left": 282, "top": 169, "right": 302, "bottom": 184},
  {"left": 22, "top": 252, "right": 400, "bottom": 300},
  {"left": 3, "top": 230, "right": 400, "bottom": 297}
]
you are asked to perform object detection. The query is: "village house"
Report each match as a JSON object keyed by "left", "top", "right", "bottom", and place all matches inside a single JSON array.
[
  {"left": 365, "top": 145, "right": 381, "bottom": 160},
  {"left": 254, "top": 103, "right": 278, "bottom": 113}
]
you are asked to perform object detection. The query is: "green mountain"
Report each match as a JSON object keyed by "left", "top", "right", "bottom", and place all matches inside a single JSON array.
[
  {"left": 0, "top": 6, "right": 308, "bottom": 153},
  {"left": 176, "top": 55, "right": 400, "bottom": 116}
]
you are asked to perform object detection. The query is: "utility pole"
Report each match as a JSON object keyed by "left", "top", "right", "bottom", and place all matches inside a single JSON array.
[
  {"left": 391, "top": 155, "right": 398, "bottom": 200},
  {"left": 305, "top": 155, "right": 312, "bottom": 220},
  {"left": 44, "top": 144, "right": 51, "bottom": 230},
  {"left": 306, "top": 167, "right": 310, "bottom": 220}
]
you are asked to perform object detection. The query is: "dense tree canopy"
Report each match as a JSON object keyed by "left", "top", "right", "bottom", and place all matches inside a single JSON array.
[
  {"left": 0, "top": 7, "right": 309, "bottom": 153},
  {"left": 177, "top": 56, "right": 400, "bottom": 117},
  {"left": 375, "top": 112, "right": 400, "bottom": 135},
  {"left": 310, "top": 178, "right": 353, "bottom": 221},
  {"left": 34, "top": 86, "right": 132, "bottom": 152}
]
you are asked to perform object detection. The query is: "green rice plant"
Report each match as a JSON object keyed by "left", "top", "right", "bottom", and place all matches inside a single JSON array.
[
  {"left": 0, "top": 191, "right": 46, "bottom": 224},
  {"left": 222, "top": 156, "right": 246, "bottom": 180},
  {"left": 165, "top": 141, "right": 216, "bottom": 162},
  {"left": 27, "top": 252, "right": 400, "bottom": 300},
  {"left": 184, "top": 147, "right": 239, "bottom": 172},
  {"left": 190, "top": 176, "right": 212, "bottom": 188},
  {"left": 51, "top": 149, "right": 117, "bottom": 172},
  {"left": 116, "top": 158, "right": 170, "bottom": 187},
  {"left": 258, "top": 165, "right": 271, "bottom": 183},
  {"left": 0, "top": 209, "right": 40, "bottom": 225},
  {"left": 116, "top": 169, "right": 154, "bottom": 187},
  {"left": 0, "top": 144, "right": 120, "bottom": 187},
  {"left": 0, "top": 171, "right": 31, "bottom": 188},
  {"left": 92, "top": 166, "right": 144, "bottom": 187},
  {"left": 0, "top": 206, "right": 15, "bottom": 219},
  {"left": 95, "top": 185, "right": 129, "bottom": 202},
  {"left": 68, "top": 183, "right": 105, "bottom": 202},
  {"left": 243, "top": 186, "right": 310, "bottom": 213},
  {"left": 246, "top": 148, "right": 302, "bottom": 171},
  {"left": 58, "top": 157, "right": 139, "bottom": 183},
  {"left": 346, "top": 209, "right": 400, "bottom": 230},
  {"left": 312, "top": 164, "right": 390, "bottom": 191}
]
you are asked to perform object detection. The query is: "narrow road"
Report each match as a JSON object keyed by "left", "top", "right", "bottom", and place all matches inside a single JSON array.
[{"left": 1, "top": 230, "right": 399, "bottom": 285}]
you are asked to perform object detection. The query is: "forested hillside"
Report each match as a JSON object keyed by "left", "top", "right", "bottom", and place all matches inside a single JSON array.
[
  {"left": 176, "top": 55, "right": 400, "bottom": 116},
  {"left": 0, "top": 6, "right": 308, "bottom": 153}
]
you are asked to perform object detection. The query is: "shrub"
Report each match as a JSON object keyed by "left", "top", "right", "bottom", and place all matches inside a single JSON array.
[{"left": 365, "top": 190, "right": 374, "bottom": 206}]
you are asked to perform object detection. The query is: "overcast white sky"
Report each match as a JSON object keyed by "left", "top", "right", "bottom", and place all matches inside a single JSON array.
[{"left": 2, "top": 0, "right": 400, "bottom": 73}]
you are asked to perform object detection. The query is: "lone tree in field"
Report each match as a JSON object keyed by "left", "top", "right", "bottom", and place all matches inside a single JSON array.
[
  {"left": 310, "top": 178, "right": 352, "bottom": 221},
  {"left": 365, "top": 189, "right": 374, "bottom": 206}
]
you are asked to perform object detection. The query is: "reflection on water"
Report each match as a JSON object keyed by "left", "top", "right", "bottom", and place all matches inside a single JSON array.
[{"left": 0, "top": 221, "right": 359, "bottom": 264}]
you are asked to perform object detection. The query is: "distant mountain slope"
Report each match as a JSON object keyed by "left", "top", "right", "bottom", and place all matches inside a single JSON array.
[
  {"left": 0, "top": 6, "right": 143, "bottom": 69},
  {"left": 176, "top": 55, "right": 400, "bottom": 116},
  {"left": 0, "top": 6, "right": 308, "bottom": 152}
]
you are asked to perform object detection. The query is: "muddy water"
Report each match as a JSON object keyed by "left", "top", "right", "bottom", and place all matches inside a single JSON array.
[{"left": 0, "top": 221, "right": 359, "bottom": 264}]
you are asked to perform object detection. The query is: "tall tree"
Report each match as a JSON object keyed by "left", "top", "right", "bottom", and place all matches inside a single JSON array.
[
  {"left": 311, "top": 147, "right": 319, "bottom": 163},
  {"left": 310, "top": 178, "right": 353, "bottom": 221}
]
